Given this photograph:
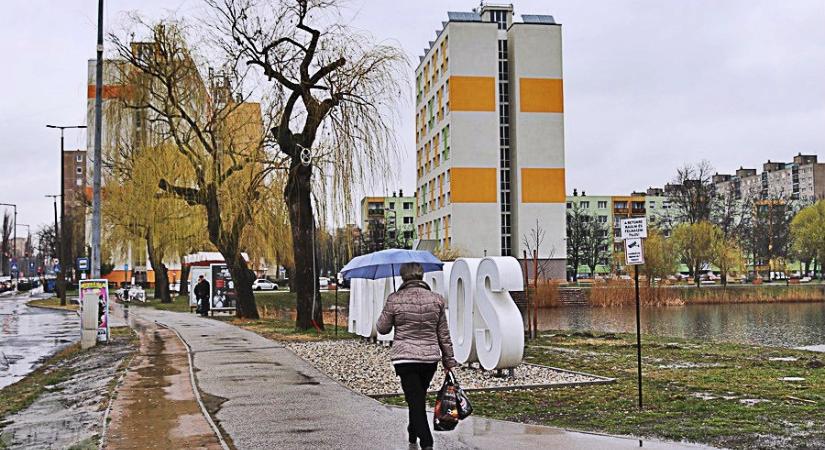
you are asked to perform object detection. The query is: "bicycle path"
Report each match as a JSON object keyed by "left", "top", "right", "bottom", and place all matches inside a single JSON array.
[{"left": 132, "top": 307, "right": 712, "bottom": 450}]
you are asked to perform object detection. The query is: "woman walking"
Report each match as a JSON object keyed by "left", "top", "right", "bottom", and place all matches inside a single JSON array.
[{"left": 377, "top": 262, "right": 458, "bottom": 450}]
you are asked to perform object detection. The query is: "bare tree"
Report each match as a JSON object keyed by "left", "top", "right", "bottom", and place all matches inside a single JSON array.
[
  {"left": 670, "top": 161, "right": 717, "bottom": 224},
  {"left": 1, "top": 212, "right": 11, "bottom": 276},
  {"left": 211, "top": 0, "right": 408, "bottom": 329}
]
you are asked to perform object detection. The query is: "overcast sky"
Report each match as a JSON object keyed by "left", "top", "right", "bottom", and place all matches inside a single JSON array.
[{"left": 1, "top": 0, "right": 823, "bottom": 231}]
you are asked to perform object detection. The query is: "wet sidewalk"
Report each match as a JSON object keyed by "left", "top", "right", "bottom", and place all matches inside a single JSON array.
[
  {"left": 104, "top": 311, "right": 223, "bottom": 449},
  {"left": 132, "top": 307, "right": 713, "bottom": 450}
]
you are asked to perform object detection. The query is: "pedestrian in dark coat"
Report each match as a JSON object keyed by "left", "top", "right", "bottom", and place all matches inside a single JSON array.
[{"left": 194, "top": 275, "right": 210, "bottom": 317}]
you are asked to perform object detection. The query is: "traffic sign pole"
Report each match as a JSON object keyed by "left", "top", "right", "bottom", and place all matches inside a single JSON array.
[
  {"left": 634, "top": 263, "right": 642, "bottom": 409},
  {"left": 620, "top": 217, "right": 647, "bottom": 411}
]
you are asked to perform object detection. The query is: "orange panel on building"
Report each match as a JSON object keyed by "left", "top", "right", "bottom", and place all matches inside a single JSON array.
[
  {"left": 449, "top": 76, "right": 496, "bottom": 112},
  {"left": 451, "top": 167, "right": 497, "bottom": 203},
  {"left": 519, "top": 78, "right": 564, "bottom": 113},
  {"left": 521, "top": 168, "right": 566, "bottom": 203}
]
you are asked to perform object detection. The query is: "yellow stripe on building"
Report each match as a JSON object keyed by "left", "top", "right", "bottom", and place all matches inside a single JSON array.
[
  {"left": 451, "top": 167, "right": 497, "bottom": 203},
  {"left": 519, "top": 78, "right": 564, "bottom": 113},
  {"left": 521, "top": 168, "right": 566, "bottom": 203},
  {"left": 449, "top": 76, "right": 496, "bottom": 112}
]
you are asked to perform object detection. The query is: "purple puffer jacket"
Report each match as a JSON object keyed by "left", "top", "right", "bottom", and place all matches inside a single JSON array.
[{"left": 376, "top": 280, "right": 459, "bottom": 368}]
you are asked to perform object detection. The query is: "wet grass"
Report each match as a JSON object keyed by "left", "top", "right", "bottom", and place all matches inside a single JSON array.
[
  {"left": 136, "top": 290, "right": 349, "bottom": 314},
  {"left": 0, "top": 344, "right": 83, "bottom": 421},
  {"left": 379, "top": 331, "right": 825, "bottom": 449},
  {"left": 26, "top": 296, "right": 80, "bottom": 312}
]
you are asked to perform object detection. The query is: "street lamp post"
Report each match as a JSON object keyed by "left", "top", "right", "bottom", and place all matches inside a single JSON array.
[
  {"left": 46, "top": 125, "right": 85, "bottom": 304},
  {"left": 0, "top": 203, "right": 16, "bottom": 284},
  {"left": 45, "top": 195, "right": 62, "bottom": 302}
]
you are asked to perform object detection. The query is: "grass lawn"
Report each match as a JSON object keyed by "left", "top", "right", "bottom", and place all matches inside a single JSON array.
[
  {"left": 136, "top": 290, "right": 353, "bottom": 343},
  {"left": 26, "top": 296, "right": 79, "bottom": 312},
  {"left": 381, "top": 331, "right": 825, "bottom": 449}
]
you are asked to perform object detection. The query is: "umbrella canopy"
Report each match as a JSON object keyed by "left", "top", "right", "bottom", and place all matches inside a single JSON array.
[{"left": 340, "top": 249, "right": 443, "bottom": 280}]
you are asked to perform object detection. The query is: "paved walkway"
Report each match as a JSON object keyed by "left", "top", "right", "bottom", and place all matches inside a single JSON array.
[
  {"left": 132, "top": 308, "right": 712, "bottom": 450},
  {"left": 105, "top": 311, "right": 223, "bottom": 449}
]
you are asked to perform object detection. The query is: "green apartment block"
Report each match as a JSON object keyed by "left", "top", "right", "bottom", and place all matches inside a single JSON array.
[
  {"left": 566, "top": 189, "right": 676, "bottom": 276},
  {"left": 360, "top": 192, "right": 417, "bottom": 249}
]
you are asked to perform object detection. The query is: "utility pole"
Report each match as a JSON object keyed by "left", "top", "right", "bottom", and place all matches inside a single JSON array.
[
  {"left": 45, "top": 196, "right": 60, "bottom": 283},
  {"left": 91, "top": 0, "right": 105, "bottom": 278},
  {"left": 0, "top": 203, "right": 16, "bottom": 285},
  {"left": 46, "top": 126, "right": 86, "bottom": 304}
]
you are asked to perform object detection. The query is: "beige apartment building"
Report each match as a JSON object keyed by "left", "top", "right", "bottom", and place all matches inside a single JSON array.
[
  {"left": 715, "top": 154, "right": 825, "bottom": 202},
  {"left": 414, "top": 3, "right": 566, "bottom": 276}
]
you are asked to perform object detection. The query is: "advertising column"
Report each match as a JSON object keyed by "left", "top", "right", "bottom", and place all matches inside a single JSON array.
[{"left": 79, "top": 279, "right": 109, "bottom": 347}]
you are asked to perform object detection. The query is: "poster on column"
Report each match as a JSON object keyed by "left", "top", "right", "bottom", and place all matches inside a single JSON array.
[
  {"left": 79, "top": 279, "right": 109, "bottom": 342},
  {"left": 210, "top": 264, "right": 237, "bottom": 309}
]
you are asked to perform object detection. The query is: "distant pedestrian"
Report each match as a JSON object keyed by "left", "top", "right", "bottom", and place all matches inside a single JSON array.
[
  {"left": 194, "top": 275, "right": 210, "bottom": 317},
  {"left": 377, "top": 262, "right": 458, "bottom": 450}
]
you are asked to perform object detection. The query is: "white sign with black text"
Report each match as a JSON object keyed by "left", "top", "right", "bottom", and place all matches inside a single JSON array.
[
  {"left": 620, "top": 217, "right": 648, "bottom": 239},
  {"left": 624, "top": 238, "right": 645, "bottom": 265}
]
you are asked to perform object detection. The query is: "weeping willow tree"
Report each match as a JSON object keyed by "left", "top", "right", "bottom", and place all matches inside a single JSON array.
[
  {"left": 108, "top": 20, "right": 291, "bottom": 317},
  {"left": 211, "top": 0, "right": 408, "bottom": 329},
  {"left": 103, "top": 144, "right": 208, "bottom": 302}
]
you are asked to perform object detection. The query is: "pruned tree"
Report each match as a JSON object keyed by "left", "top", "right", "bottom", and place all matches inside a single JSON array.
[
  {"left": 110, "top": 20, "right": 290, "bottom": 317},
  {"left": 670, "top": 161, "right": 717, "bottom": 224},
  {"left": 211, "top": 0, "right": 408, "bottom": 329}
]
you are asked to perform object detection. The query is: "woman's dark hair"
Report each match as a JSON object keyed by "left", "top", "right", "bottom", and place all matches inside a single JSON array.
[{"left": 400, "top": 263, "right": 424, "bottom": 282}]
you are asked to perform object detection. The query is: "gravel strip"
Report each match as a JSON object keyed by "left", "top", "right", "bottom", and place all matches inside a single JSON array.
[{"left": 286, "top": 340, "right": 608, "bottom": 396}]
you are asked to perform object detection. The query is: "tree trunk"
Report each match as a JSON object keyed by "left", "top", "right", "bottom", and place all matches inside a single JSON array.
[
  {"left": 180, "top": 264, "right": 190, "bottom": 295},
  {"left": 286, "top": 163, "right": 324, "bottom": 330},
  {"left": 226, "top": 253, "right": 258, "bottom": 318},
  {"left": 156, "top": 263, "right": 171, "bottom": 303},
  {"left": 145, "top": 231, "right": 172, "bottom": 303}
]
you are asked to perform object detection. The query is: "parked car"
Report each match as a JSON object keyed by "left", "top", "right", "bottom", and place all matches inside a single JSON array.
[
  {"left": 318, "top": 277, "right": 330, "bottom": 289},
  {"left": 252, "top": 278, "right": 279, "bottom": 291},
  {"left": 169, "top": 282, "right": 180, "bottom": 293}
]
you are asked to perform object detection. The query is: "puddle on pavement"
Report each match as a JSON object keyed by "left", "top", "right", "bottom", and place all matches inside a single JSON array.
[{"left": 0, "top": 295, "right": 79, "bottom": 389}]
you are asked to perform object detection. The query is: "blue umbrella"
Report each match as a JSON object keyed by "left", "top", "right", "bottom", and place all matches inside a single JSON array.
[{"left": 340, "top": 249, "right": 443, "bottom": 284}]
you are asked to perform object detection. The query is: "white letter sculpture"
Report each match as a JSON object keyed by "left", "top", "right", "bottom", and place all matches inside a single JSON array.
[
  {"left": 448, "top": 258, "right": 482, "bottom": 364},
  {"left": 346, "top": 257, "right": 524, "bottom": 369},
  {"left": 474, "top": 257, "right": 524, "bottom": 369}
]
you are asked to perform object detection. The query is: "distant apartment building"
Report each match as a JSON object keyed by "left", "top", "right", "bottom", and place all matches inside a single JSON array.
[
  {"left": 360, "top": 191, "right": 417, "bottom": 249},
  {"left": 566, "top": 188, "right": 675, "bottom": 273},
  {"left": 62, "top": 149, "right": 87, "bottom": 268},
  {"left": 715, "top": 154, "right": 825, "bottom": 202},
  {"left": 414, "top": 4, "right": 566, "bottom": 276}
]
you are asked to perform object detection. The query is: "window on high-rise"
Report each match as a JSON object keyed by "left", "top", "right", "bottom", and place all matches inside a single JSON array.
[{"left": 489, "top": 10, "right": 508, "bottom": 29}]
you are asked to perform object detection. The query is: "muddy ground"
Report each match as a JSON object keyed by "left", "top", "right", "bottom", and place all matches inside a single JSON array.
[{"left": 0, "top": 332, "right": 136, "bottom": 449}]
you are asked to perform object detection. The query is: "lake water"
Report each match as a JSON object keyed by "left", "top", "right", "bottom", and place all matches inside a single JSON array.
[
  {"left": 0, "top": 294, "right": 79, "bottom": 389},
  {"left": 536, "top": 302, "right": 825, "bottom": 348}
]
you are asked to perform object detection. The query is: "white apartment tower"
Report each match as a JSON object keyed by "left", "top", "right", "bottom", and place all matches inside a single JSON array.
[{"left": 414, "top": 3, "right": 566, "bottom": 277}]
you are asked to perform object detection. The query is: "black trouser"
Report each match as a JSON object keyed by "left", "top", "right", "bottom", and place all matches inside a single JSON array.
[{"left": 394, "top": 362, "right": 438, "bottom": 447}]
